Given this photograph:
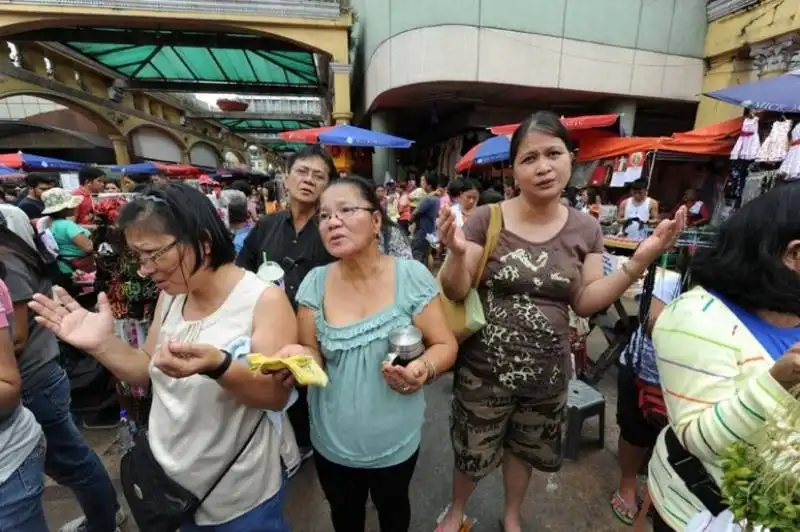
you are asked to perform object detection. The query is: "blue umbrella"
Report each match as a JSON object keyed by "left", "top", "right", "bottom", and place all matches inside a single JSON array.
[
  {"left": 455, "top": 135, "right": 511, "bottom": 171},
  {"left": 705, "top": 71, "right": 800, "bottom": 113},
  {"left": 281, "top": 124, "right": 414, "bottom": 148},
  {"left": 0, "top": 164, "right": 17, "bottom": 175},
  {"left": 110, "top": 161, "right": 162, "bottom": 175},
  {"left": 0, "top": 152, "right": 87, "bottom": 171}
]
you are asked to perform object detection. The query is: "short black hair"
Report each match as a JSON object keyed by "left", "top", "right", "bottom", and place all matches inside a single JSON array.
[
  {"left": 510, "top": 111, "right": 575, "bottom": 164},
  {"left": 691, "top": 184, "right": 800, "bottom": 315},
  {"left": 460, "top": 178, "right": 481, "bottom": 193},
  {"left": 425, "top": 174, "right": 440, "bottom": 190},
  {"left": 227, "top": 200, "right": 249, "bottom": 226},
  {"left": 117, "top": 183, "right": 235, "bottom": 274},
  {"left": 629, "top": 179, "right": 647, "bottom": 191},
  {"left": 124, "top": 173, "right": 152, "bottom": 185},
  {"left": 288, "top": 145, "right": 337, "bottom": 182},
  {"left": 478, "top": 189, "right": 504, "bottom": 206},
  {"left": 230, "top": 179, "right": 252, "bottom": 197},
  {"left": 79, "top": 167, "right": 105, "bottom": 185},
  {"left": 447, "top": 180, "right": 463, "bottom": 198},
  {"left": 25, "top": 172, "right": 58, "bottom": 188},
  {"left": 325, "top": 175, "right": 398, "bottom": 246}
]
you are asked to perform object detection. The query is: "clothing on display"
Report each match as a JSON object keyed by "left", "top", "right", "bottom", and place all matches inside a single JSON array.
[
  {"left": 724, "top": 160, "right": 750, "bottom": 205},
  {"left": 756, "top": 118, "right": 791, "bottom": 162},
  {"left": 730, "top": 116, "right": 761, "bottom": 160},
  {"left": 779, "top": 122, "right": 800, "bottom": 179},
  {"left": 741, "top": 170, "right": 779, "bottom": 206}
]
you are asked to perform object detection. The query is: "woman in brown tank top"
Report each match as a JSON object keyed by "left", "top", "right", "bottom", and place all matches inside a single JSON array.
[{"left": 435, "top": 111, "right": 688, "bottom": 532}]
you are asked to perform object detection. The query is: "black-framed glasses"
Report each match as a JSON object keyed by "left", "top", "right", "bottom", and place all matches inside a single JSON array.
[
  {"left": 133, "top": 240, "right": 177, "bottom": 268},
  {"left": 319, "top": 206, "right": 374, "bottom": 224}
]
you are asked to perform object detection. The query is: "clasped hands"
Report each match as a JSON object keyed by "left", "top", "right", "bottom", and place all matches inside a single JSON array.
[{"left": 154, "top": 340, "right": 294, "bottom": 390}]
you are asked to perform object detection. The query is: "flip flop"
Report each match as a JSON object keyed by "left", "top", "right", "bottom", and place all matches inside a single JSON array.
[
  {"left": 610, "top": 491, "right": 639, "bottom": 526},
  {"left": 434, "top": 505, "right": 475, "bottom": 532}
]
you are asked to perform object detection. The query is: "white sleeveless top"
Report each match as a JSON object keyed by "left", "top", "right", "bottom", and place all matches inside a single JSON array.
[
  {"left": 622, "top": 197, "right": 651, "bottom": 239},
  {"left": 148, "top": 271, "right": 282, "bottom": 525}
]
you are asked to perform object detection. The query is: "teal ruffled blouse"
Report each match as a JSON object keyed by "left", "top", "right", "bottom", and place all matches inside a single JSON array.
[{"left": 296, "top": 258, "right": 438, "bottom": 468}]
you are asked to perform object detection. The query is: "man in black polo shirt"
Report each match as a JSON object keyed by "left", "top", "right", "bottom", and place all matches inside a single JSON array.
[
  {"left": 17, "top": 172, "right": 58, "bottom": 220},
  {"left": 237, "top": 145, "right": 336, "bottom": 467}
]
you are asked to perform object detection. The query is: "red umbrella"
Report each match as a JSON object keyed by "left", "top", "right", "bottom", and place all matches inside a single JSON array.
[
  {"left": 490, "top": 113, "right": 623, "bottom": 137},
  {"left": 279, "top": 126, "right": 334, "bottom": 143},
  {"left": 162, "top": 164, "right": 204, "bottom": 178}
]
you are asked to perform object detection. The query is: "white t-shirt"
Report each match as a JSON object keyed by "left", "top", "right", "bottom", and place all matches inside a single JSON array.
[{"left": 148, "top": 272, "right": 282, "bottom": 525}]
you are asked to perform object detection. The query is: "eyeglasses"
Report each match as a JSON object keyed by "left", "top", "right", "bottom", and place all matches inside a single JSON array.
[
  {"left": 292, "top": 166, "right": 329, "bottom": 184},
  {"left": 132, "top": 241, "right": 177, "bottom": 268},
  {"left": 319, "top": 206, "right": 374, "bottom": 224}
]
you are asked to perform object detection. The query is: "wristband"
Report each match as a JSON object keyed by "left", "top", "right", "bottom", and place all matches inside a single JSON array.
[{"left": 203, "top": 350, "right": 233, "bottom": 380}]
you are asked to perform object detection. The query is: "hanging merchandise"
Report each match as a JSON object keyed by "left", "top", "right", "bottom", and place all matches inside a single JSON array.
[
  {"left": 730, "top": 115, "right": 761, "bottom": 160},
  {"left": 724, "top": 160, "right": 750, "bottom": 203},
  {"left": 756, "top": 117, "right": 791, "bottom": 162},
  {"left": 741, "top": 170, "right": 777, "bottom": 206},
  {"left": 779, "top": 122, "right": 800, "bottom": 179}
]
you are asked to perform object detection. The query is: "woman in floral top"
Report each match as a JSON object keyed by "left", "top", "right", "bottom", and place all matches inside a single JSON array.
[{"left": 93, "top": 197, "right": 159, "bottom": 427}]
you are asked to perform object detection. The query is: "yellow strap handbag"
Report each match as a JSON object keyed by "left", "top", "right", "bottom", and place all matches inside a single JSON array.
[{"left": 438, "top": 204, "right": 502, "bottom": 343}]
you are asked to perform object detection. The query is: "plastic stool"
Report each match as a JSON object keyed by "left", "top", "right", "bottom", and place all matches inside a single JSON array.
[{"left": 563, "top": 379, "right": 606, "bottom": 460}]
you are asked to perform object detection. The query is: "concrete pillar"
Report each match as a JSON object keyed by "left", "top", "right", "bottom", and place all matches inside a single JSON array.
[
  {"left": 110, "top": 135, "right": 130, "bottom": 165},
  {"left": 605, "top": 99, "right": 637, "bottom": 136},
  {"left": 371, "top": 111, "right": 397, "bottom": 183},
  {"left": 330, "top": 62, "right": 353, "bottom": 125}
]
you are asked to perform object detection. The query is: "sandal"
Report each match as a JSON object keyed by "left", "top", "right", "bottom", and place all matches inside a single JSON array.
[
  {"left": 610, "top": 491, "right": 639, "bottom": 526},
  {"left": 434, "top": 505, "right": 475, "bottom": 532}
]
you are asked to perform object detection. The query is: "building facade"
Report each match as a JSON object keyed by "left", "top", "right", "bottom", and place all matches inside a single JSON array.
[
  {"left": 350, "top": 0, "right": 709, "bottom": 178},
  {"left": 698, "top": 0, "right": 800, "bottom": 127}
]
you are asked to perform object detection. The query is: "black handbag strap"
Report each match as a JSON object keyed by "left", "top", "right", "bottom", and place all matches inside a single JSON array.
[
  {"left": 199, "top": 415, "right": 264, "bottom": 505},
  {"left": 664, "top": 427, "right": 727, "bottom": 516}
]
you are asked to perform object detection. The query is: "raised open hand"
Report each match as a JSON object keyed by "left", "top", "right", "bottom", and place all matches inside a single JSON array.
[
  {"left": 28, "top": 287, "right": 114, "bottom": 355},
  {"left": 633, "top": 206, "right": 688, "bottom": 264},
  {"left": 437, "top": 205, "right": 467, "bottom": 255}
]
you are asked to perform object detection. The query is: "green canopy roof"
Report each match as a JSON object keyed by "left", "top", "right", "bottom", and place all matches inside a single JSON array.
[
  {"left": 218, "top": 118, "right": 320, "bottom": 133},
  {"left": 21, "top": 27, "right": 323, "bottom": 95}
]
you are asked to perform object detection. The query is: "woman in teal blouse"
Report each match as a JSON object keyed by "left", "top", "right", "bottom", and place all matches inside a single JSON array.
[
  {"left": 40, "top": 188, "right": 94, "bottom": 275},
  {"left": 278, "top": 176, "right": 457, "bottom": 532}
]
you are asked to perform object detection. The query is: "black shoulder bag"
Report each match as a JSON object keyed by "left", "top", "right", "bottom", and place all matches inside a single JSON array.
[
  {"left": 120, "top": 418, "right": 263, "bottom": 532},
  {"left": 120, "top": 296, "right": 264, "bottom": 531}
]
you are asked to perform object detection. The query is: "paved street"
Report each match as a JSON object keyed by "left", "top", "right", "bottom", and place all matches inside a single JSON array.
[{"left": 44, "top": 333, "right": 640, "bottom": 532}]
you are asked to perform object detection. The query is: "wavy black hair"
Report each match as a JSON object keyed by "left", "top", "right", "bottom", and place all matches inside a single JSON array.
[
  {"left": 691, "top": 184, "right": 800, "bottom": 314},
  {"left": 326, "top": 175, "right": 399, "bottom": 247},
  {"left": 509, "top": 111, "right": 575, "bottom": 164},
  {"left": 117, "top": 183, "right": 235, "bottom": 275}
]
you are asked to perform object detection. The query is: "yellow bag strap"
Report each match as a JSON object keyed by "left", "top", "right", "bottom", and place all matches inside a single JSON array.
[{"left": 473, "top": 203, "right": 502, "bottom": 289}]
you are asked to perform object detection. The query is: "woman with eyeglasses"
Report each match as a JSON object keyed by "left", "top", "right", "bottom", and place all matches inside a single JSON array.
[
  {"left": 29, "top": 183, "right": 298, "bottom": 531},
  {"left": 275, "top": 176, "right": 458, "bottom": 532}
]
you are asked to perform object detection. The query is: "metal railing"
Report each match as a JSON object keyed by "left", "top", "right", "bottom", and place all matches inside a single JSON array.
[
  {"left": 707, "top": 0, "right": 762, "bottom": 22},
  {"left": 0, "top": 0, "right": 343, "bottom": 19}
]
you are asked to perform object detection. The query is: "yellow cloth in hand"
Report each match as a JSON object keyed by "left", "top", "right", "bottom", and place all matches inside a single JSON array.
[{"left": 245, "top": 353, "right": 329, "bottom": 387}]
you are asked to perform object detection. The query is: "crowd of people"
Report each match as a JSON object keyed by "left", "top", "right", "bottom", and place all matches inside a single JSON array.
[{"left": 0, "top": 109, "right": 798, "bottom": 532}]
